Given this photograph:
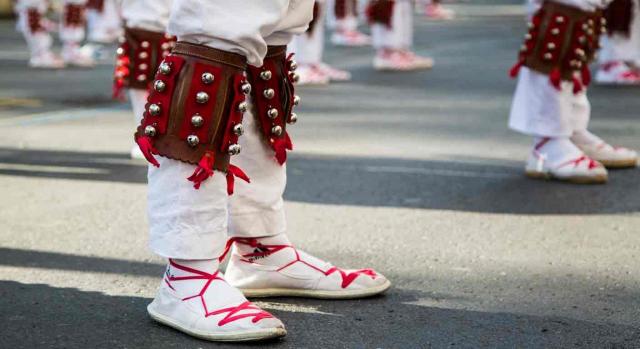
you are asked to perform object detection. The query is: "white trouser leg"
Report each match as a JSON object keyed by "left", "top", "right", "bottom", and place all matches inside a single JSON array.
[
  {"left": 129, "top": 89, "right": 148, "bottom": 126},
  {"left": 398, "top": 0, "right": 413, "bottom": 49},
  {"left": 86, "top": 0, "right": 122, "bottom": 42},
  {"left": 59, "top": 0, "right": 88, "bottom": 45},
  {"left": 121, "top": 0, "right": 173, "bottom": 32},
  {"left": 289, "top": 1, "right": 326, "bottom": 64},
  {"left": 509, "top": 67, "right": 578, "bottom": 137},
  {"left": 371, "top": 1, "right": 403, "bottom": 50},
  {"left": 571, "top": 89, "right": 591, "bottom": 134},
  {"left": 15, "top": 0, "right": 53, "bottom": 57}
]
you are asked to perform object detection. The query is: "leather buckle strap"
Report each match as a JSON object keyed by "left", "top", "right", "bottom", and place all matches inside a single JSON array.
[{"left": 172, "top": 41, "right": 247, "bottom": 70}]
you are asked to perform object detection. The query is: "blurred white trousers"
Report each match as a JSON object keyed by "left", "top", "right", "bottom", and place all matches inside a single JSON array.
[
  {"left": 371, "top": 0, "right": 413, "bottom": 50},
  {"left": 598, "top": 0, "right": 640, "bottom": 63},
  {"left": 289, "top": 0, "right": 326, "bottom": 64}
]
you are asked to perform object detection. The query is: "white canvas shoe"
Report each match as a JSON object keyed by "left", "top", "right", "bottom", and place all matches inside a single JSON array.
[
  {"left": 62, "top": 44, "right": 96, "bottom": 67},
  {"left": 330, "top": 30, "right": 371, "bottom": 47},
  {"left": 295, "top": 64, "right": 330, "bottom": 86},
  {"left": 318, "top": 63, "right": 352, "bottom": 82},
  {"left": 525, "top": 138, "right": 608, "bottom": 184},
  {"left": 28, "top": 51, "right": 65, "bottom": 69},
  {"left": 595, "top": 61, "right": 640, "bottom": 85},
  {"left": 225, "top": 237, "right": 391, "bottom": 299},
  {"left": 147, "top": 259, "right": 286, "bottom": 342},
  {"left": 572, "top": 131, "right": 638, "bottom": 168}
]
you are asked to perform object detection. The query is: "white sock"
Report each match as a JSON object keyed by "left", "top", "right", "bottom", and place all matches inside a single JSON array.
[
  {"left": 232, "top": 234, "right": 292, "bottom": 257},
  {"left": 170, "top": 258, "right": 219, "bottom": 275},
  {"left": 533, "top": 137, "right": 583, "bottom": 164},
  {"left": 571, "top": 130, "right": 604, "bottom": 146}
]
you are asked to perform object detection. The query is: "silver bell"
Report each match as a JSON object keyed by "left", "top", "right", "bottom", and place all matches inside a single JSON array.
[
  {"left": 293, "top": 95, "right": 301, "bottom": 106},
  {"left": 228, "top": 143, "right": 241, "bottom": 155},
  {"left": 238, "top": 101, "right": 248, "bottom": 113},
  {"left": 141, "top": 41, "right": 150, "bottom": 48},
  {"left": 186, "top": 135, "right": 200, "bottom": 147},
  {"left": 137, "top": 74, "right": 147, "bottom": 82},
  {"left": 263, "top": 88, "right": 275, "bottom": 99},
  {"left": 138, "top": 51, "right": 149, "bottom": 59},
  {"left": 159, "top": 62, "right": 172, "bottom": 75},
  {"left": 241, "top": 83, "right": 252, "bottom": 94},
  {"left": 153, "top": 80, "right": 166, "bottom": 92},
  {"left": 148, "top": 103, "right": 161, "bottom": 116},
  {"left": 290, "top": 73, "right": 300, "bottom": 83},
  {"left": 201, "top": 72, "right": 215, "bottom": 84},
  {"left": 144, "top": 125, "right": 157, "bottom": 137},
  {"left": 260, "top": 70, "right": 272, "bottom": 81},
  {"left": 271, "top": 125, "right": 283, "bottom": 136},
  {"left": 196, "top": 91, "right": 209, "bottom": 104},
  {"left": 267, "top": 108, "right": 279, "bottom": 119},
  {"left": 116, "top": 47, "right": 125, "bottom": 56},
  {"left": 233, "top": 124, "right": 244, "bottom": 136},
  {"left": 139, "top": 63, "right": 148, "bottom": 70},
  {"left": 288, "top": 113, "right": 298, "bottom": 124},
  {"left": 191, "top": 114, "right": 204, "bottom": 127},
  {"left": 289, "top": 60, "right": 298, "bottom": 71}
]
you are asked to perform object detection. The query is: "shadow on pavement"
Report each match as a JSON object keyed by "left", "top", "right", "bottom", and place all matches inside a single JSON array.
[
  {"left": 2, "top": 280, "right": 639, "bottom": 349},
  {"left": 0, "top": 147, "right": 638, "bottom": 214}
]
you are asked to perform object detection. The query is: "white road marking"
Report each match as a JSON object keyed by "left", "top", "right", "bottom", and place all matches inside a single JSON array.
[{"left": 0, "top": 163, "right": 108, "bottom": 174}]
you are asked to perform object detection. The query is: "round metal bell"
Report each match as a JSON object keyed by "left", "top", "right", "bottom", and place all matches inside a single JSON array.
[
  {"left": 141, "top": 41, "right": 150, "bottom": 48},
  {"left": 139, "top": 63, "right": 148, "bottom": 70},
  {"left": 191, "top": 114, "right": 204, "bottom": 127},
  {"left": 159, "top": 62, "right": 172, "bottom": 75},
  {"left": 551, "top": 28, "right": 560, "bottom": 35},
  {"left": 144, "top": 125, "right": 157, "bottom": 137},
  {"left": 138, "top": 51, "right": 149, "bottom": 59},
  {"left": 547, "top": 43, "right": 556, "bottom": 50},
  {"left": 238, "top": 101, "right": 248, "bottom": 113},
  {"left": 260, "top": 70, "right": 272, "bottom": 80},
  {"left": 148, "top": 103, "right": 161, "bottom": 116},
  {"left": 555, "top": 16, "right": 564, "bottom": 23},
  {"left": 267, "top": 108, "right": 278, "bottom": 119},
  {"left": 288, "top": 113, "right": 298, "bottom": 124},
  {"left": 241, "top": 83, "right": 251, "bottom": 94},
  {"left": 293, "top": 95, "right": 301, "bottom": 106},
  {"left": 233, "top": 124, "right": 244, "bottom": 136},
  {"left": 524, "top": 33, "right": 532, "bottom": 40},
  {"left": 201, "top": 72, "right": 215, "bottom": 84},
  {"left": 116, "top": 47, "right": 125, "bottom": 56},
  {"left": 228, "top": 143, "right": 241, "bottom": 155},
  {"left": 271, "top": 125, "right": 283, "bottom": 136},
  {"left": 196, "top": 91, "right": 209, "bottom": 104},
  {"left": 153, "top": 80, "right": 166, "bottom": 92},
  {"left": 137, "top": 74, "right": 147, "bottom": 82},
  {"left": 291, "top": 73, "right": 300, "bottom": 83},
  {"left": 187, "top": 135, "right": 200, "bottom": 147},
  {"left": 543, "top": 53, "right": 553, "bottom": 60},
  {"left": 289, "top": 60, "right": 298, "bottom": 71},
  {"left": 263, "top": 89, "right": 275, "bottom": 99}
]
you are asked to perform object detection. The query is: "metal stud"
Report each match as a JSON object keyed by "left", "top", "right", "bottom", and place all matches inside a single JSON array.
[
  {"left": 159, "top": 62, "right": 172, "bottom": 75},
  {"left": 191, "top": 114, "right": 204, "bottom": 127},
  {"left": 238, "top": 101, "right": 248, "bottom": 113},
  {"left": 153, "top": 80, "right": 166, "bottom": 92},
  {"left": 543, "top": 53, "right": 553, "bottom": 60},
  {"left": 186, "top": 135, "right": 200, "bottom": 147},
  {"left": 271, "top": 125, "right": 283, "bottom": 136},
  {"left": 582, "top": 23, "right": 589, "bottom": 31},
  {"left": 149, "top": 103, "right": 161, "bottom": 116},
  {"left": 289, "top": 60, "right": 298, "bottom": 71},
  {"left": 260, "top": 70, "right": 272, "bottom": 80},
  {"left": 137, "top": 74, "right": 147, "bottom": 82},
  {"left": 241, "top": 83, "right": 252, "bottom": 94},
  {"left": 144, "top": 125, "right": 157, "bottom": 137},
  {"left": 263, "top": 89, "right": 275, "bottom": 99},
  {"left": 267, "top": 108, "right": 279, "bottom": 119},
  {"left": 116, "top": 47, "right": 125, "bottom": 56},
  {"left": 551, "top": 28, "right": 560, "bottom": 35},
  {"left": 139, "top": 63, "right": 148, "bottom": 70},
  {"left": 547, "top": 43, "right": 556, "bottom": 50},
  {"left": 288, "top": 113, "right": 298, "bottom": 124},
  {"left": 141, "top": 41, "right": 150, "bottom": 48},
  {"left": 228, "top": 144, "right": 241, "bottom": 155},
  {"left": 555, "top": 16, "right": 564, "bottom": 24},
  {"left": 201, "top": 72, "right": 215, "bottom": 84},
  {"left": 291, "top": 73, "right": 300, "bottom": 83},
  {"left": 524, "top": 33, "right": 532, "bottom": 40},
  {"left": 196, "top": 91, "right": 209, "bottom": 104},
  {"left": 233, "top": 124, "right": 244, "bottom": 136},
  {"left": 575, "top": 48, "right": 585, "bottom": 56},
  {"left": 601, "top": 27, "right": 607, "bottom": 34},
  {"left": 293, "top": 95, "right": 301, "bottom": 106},
  {"left": 161, "top": 42, "right": 170, "bottom": 50},
  {"left": 138, "top": 51, "right": 149, "bottom": 59}
]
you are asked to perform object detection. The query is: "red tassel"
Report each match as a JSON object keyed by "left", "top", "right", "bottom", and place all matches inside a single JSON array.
[
  {"left": 509, "top": 60, "right": 523, "bottom": 78},
  {"left": 187, "top": 151, "right": 215, "bottom": 190},
  {"left": 572, "top": 76, "right": 583, "bottom": 94},
  {"left": 135, "top": 136, "right": 160, "bottom": 167},
  {"left": 225, "top": 165, "right": 250, "bottom": 195},
  {"left": 273, "top": 140, "right": 287, "bottom": 165},
  {"left": 549, "top": 68, "right": 562, "bottom": 90},
  {"left": 581, "top": 66, "right": 591, "bottom": 86},
  {"left": 284, "top": 132, "right": 293, "bottom": 151}
]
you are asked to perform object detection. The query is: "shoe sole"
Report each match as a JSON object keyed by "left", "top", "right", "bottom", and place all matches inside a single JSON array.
[
  {"left": 525, "top": 170, "right": 608, "bottom": 184},
  {"left": 598, "top": 158, "right": 638, "bottom": 169},
  {"left": 239, "top": 279, "right": 392, "bottom": 299},
  {"left": 147, "top": 305, "right": 286, "bottom": 342}
]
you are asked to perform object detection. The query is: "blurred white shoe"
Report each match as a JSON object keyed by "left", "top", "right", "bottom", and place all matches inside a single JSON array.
[
  {"left": 147, "top": 259, "right": 286, "bottom": 342},
  {"left": 295, "top": 64, "right": 330, "bottom": 86},
  {"left": 595, "top": 61, "right": 640, "bottom": 85},
  {"left": 331, "top": 30, "right": 371, "bottom": 47},
  {"left": 318, "top": 63, "right": 352, "bottom": 82},
  {"left": 62, "top": 44, "right": 96, "bottom": 67},
  {"left": 399, "top": 50, "right": 434, "bottom": 70},
  {"left": 225, "top": 235, "right": 391, "bottom": 299},
  {"left": 525, "top": 137, "right": 608, "bottom": 184},
  {"left": 425, "top": 3, "right": 455, "bottom": 20},
  {"left": 29, "top": 51, "right": 65, "bottom": 69},
  {"left": 572, "top": 130, "right": 638, "bottom": 168}
]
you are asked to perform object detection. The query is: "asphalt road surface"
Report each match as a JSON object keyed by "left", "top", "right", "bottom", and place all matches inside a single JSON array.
[{"left": 1, "top": 3, "right": 640, "bottom": 349}]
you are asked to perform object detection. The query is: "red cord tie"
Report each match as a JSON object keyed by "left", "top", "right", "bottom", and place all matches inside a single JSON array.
[
  {"left": 135, "top": 136, "right": 159, "bottom": 167},
  {"left": 225, "top": 164, "right": 250, "bottom": 195},
  {"left": 187, "top": 151, "right": 215, "bottom": 189}
]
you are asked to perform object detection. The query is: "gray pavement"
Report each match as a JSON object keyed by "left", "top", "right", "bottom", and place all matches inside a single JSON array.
[{"left": 2, "top": 3, "right": 640, "bottom": 348}]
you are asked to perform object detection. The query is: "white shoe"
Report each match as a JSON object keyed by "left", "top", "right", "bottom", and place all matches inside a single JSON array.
[
  {"left": 373, "top": 50, "right": 412, "bottom": 71},
  {"left": 425, "top": 3, "right": 455, "bottom": 20},
  {"left": 225, "top": 237, "right": 391, "bottom": 299},
  {"left": 147, "top": 260, "right": 286, "bottom": 342},
  {"left": 571, "top": 132, "right": 638, "bottom": 168},
  {"left": 399, "top": 50, "right": 434, "bottom": 70},
  {"left": 295, "top": 64, "right": 330, "bottom": 86},
  {"left": 331, "top": 30, "right": 371, "bottom": 47},
  {"left": 525, "top": 138, "right": 608, "bottom": 184},
  {"left": 318, "top": 63, "right": 352, "bottom": 82},
  {"left": 62, "top": 44, "right": 96, "bottom": 67},
  {"left": 28, "top": 51, "right": 65, "bottom": 69},
  {"left": 595, "top": 61, "right": 640, "bottom": 85}
]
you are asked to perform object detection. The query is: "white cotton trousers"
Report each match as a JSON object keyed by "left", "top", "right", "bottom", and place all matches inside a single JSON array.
[
  {"left": 509, "top": 67, "right": 591, "bottom": 137},
  {"left": 598, "top": 0, "right": 640, "bottom": 63},
  {"left": 147, "top": 0, "right": 313, "bottom": 259},
  {"left": 371, "top": 0, "right": 413, "bottom": 50},
  {"left": 289, "top": 0, "right": 326, "bottom": 64},
  {"left": 121, "top": 0, "right": 172, "bottom": 32},
  {"left": 86, "top": 0, "right": 122, "bottom": 42}
]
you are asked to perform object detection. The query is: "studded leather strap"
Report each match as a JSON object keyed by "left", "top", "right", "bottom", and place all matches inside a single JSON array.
[{"left": 135, "top": 42, "right": 251, "bottom": 190}]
